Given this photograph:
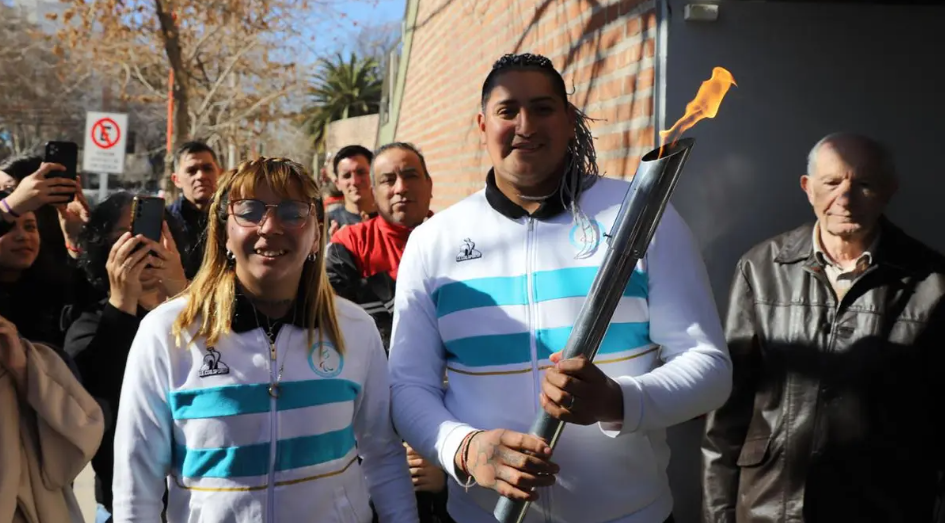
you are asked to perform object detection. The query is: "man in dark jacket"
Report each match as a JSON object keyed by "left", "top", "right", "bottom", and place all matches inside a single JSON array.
[
  {"left": 702, "top": 133, "right": 945, "bottom": 523},
  {"left": 166, "top": 141, "right": 220, "bottom": 278},
  {"left": 326, "top": 142, "right": 449, "bottom": 523}
]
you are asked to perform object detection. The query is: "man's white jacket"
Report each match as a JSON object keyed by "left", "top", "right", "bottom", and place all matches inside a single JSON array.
[{"left": 389, "top": 174, "right": 732, "bottom": 523}]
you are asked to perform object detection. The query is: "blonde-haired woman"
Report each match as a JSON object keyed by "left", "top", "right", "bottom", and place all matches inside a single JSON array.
[{"left": 112, "top": 158, "right": 418, "bottom": 523}]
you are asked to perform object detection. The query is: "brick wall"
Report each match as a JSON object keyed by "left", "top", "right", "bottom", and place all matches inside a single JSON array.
[
  {"left": 325, "top": 113, "right": 380, "bottom": 157},
  {"left": 393, "top": 0, "right": 657, "bottom": 210}
]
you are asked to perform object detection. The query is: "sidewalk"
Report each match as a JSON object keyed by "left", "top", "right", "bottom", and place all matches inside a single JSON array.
[{"left": 75, "top": 464, "right": 98, "bottom": 523}]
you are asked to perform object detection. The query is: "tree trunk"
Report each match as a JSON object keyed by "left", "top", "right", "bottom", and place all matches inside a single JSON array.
[{"left": 154, "top": 0, "right": 190, "bottom": 197}]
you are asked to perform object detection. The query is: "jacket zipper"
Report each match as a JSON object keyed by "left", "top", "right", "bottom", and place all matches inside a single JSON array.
[
  {"left": 525, "top": 217, "right": 539, "bottom": 410},
  {"left": 266, "top": 329, "right": 280, "bottom": 523},
  {"left": 525, "top": 216, "right": 553, "bottom": 522},
  {"left": 523, "top": 217, "right": 543, "bottom": 521}
]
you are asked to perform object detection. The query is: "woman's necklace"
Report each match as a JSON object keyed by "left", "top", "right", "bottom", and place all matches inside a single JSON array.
[{"left": 250, "top": 303, "right": 297, "bottom": 399}]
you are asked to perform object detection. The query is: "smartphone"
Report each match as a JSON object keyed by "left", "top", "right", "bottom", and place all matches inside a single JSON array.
[
  {"left": 44, "top": 141, "right": 79, "bottom": 202},
  {"left": 131, "top": 196, "right": 165, "bottom": 244}
]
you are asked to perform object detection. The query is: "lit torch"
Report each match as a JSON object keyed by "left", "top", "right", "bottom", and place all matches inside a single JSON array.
[{"left": 492, "top": 67, "right": 737, "bottom": 523}]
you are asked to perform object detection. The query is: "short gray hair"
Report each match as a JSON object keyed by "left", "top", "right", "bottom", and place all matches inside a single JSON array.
[
  {"left": 806, "top": 132, "right": 897, "bottom": 182},
  {"left": 371, "top": 142, "right": 431, "bottom": 181}
]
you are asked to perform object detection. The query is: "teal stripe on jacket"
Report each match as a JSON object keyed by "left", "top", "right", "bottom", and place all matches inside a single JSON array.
[
  {"left": 433, "top": 267, "right": 648, "bottom": 318},
  {"left": 169, "top": 379, "right": 361, "bottom": 420},
  {"left": 444, "top": 322, "right": 651, "bottom": 367},
  {"left": 173, "top": 425, "right": 357, "bottom": 478}
]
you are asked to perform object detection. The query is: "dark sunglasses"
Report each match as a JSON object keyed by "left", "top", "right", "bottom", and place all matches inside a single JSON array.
[{"left": 229, "top": 199, "right": 314, "bottom": 229}]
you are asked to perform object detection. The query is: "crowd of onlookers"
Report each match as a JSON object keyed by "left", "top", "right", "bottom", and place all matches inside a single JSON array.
[
  {"left": 2, "top": 52, "right": 944, "bottom": 523},
  {"left": 0, "top": 139, "right": 455, "bottom": 523}
]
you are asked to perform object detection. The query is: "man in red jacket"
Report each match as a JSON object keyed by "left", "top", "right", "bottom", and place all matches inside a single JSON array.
[
  {"left": 326, "top": 142, "right": 449, "bottom": 522},
  {"left": 326, "top": 142, "right": 433, "bottom": 349}
]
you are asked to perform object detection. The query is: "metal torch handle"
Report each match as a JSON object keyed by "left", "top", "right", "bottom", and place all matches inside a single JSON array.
[{"left": 492, "top": 138, "right": 694, "bottom": 523}]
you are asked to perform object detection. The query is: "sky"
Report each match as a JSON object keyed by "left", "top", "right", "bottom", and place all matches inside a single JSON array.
[{"left": 307, "top": 0, "right": 407, "bottom": 57}]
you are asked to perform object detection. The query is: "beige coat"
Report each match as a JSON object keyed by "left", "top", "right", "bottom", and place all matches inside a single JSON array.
[{"left": 0, "top": 338, "right": 104, "bottom": 523}]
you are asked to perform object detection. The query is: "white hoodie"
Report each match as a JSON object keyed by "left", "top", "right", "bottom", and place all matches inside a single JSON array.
[{"left": 112, "top": 296, "right": 418, "bottom": 523}]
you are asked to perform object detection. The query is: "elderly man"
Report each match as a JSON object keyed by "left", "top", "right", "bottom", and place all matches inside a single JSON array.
[{"left": 702, "top": 133, "right": 945, "bottom": 523}]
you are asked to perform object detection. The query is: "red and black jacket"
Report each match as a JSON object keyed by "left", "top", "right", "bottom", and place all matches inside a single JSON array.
[
  {"left": 327, "top": 214, "right": 451, "bottom": 522},
  {"left": 326, "top": 215, "right": 422, "bottom": 350}
]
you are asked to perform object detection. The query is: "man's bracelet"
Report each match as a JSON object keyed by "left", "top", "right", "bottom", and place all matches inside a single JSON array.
[{"left": 459, "top": 430, "right": 483, "bottom": 478}]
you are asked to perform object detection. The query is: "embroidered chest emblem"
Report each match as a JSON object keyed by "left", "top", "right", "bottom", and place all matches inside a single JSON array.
[
  {"left": 569, "top": 219, "right": 604, "bottom": 258},
  {"left": 199, "top": 347, "right": 230, "bottom": 378},
  {"left": 456, "top": 238, "right": 482, "bottom": 262},
  {"left": 309, "top": 341, "right": 344, "bottom": 378}
]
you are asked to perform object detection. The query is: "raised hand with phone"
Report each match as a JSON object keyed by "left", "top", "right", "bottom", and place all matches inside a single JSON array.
[
  {"left": 105, "top": 232, "right": 153, "bottom": 315},
  {"left": 146, "top": 221, "right": 187, "bottom": 297},
  {"left": 106, "top": 226, "right": 185, "bottom": 313},
  {"left": 0, "top": 162, "right": 78, "bottom": 219},
  {"left": 107, "top": 197, "right": 187, "bottom": 315}
]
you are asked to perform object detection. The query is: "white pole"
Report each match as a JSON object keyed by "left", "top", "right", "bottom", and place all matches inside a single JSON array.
[{"left": 98, "top": 172, "right": 108, "bottom": 202}]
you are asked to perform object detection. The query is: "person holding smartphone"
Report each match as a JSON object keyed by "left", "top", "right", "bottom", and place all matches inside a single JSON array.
[
  {"left": 113, "top": 158, "right": 418, "bottom": 523},
  {"left": 64, "top": 192, "right": 186, "bottom": 523},
  {"left": 0, "top": 156, "right": 93, "bottom": 334}
]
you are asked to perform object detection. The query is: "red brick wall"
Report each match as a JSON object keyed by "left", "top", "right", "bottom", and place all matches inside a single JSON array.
[{"left": 394, "top": 0, "right": 657, "bottom": 210}]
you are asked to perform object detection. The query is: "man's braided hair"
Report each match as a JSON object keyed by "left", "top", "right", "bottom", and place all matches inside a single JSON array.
[{"left": 481, "top": 53, "right": 601, "bottom": 256}]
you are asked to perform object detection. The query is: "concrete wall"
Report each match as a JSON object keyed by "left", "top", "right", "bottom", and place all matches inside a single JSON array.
[
  {"left": 662, "top": 1, "right": 945, "bottom": 521},
  {"left": 377, "top": 0, "right": 417, "bottom": 146},
  {"left": 324, "top": 113, "right": 380, "bottom": 158},
  {"left": 393, "top": 0, "right": 660, "bottom": 209}
]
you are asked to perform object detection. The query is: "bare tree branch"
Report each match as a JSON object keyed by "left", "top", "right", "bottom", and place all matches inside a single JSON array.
[
  {"left": 194, "top": 40, "right": 257, "bottom": 120},
  {"left": 207, "top": 86, "right": 296, "bottom": 131}
]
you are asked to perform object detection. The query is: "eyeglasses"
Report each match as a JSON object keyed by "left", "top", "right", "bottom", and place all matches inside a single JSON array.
[{"left": 229, "top": 199, "right": 314, "bottom": 229}]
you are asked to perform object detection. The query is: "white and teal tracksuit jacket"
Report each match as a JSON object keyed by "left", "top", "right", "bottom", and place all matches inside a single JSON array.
[
  {"left": 112, "top": 296, "right": 418, "bottom": 523},
  {"left": 388, "top": 174, "right": 732, "bottom": 523}
]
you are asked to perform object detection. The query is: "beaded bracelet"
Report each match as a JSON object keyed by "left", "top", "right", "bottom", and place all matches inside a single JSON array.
[{"left": 1, "top": 198, "right": 19, "bottom": 218}]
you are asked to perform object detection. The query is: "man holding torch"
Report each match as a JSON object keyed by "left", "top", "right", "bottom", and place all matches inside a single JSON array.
[{"left": 388, "top": 53, "right": 732, "bottom": 523}]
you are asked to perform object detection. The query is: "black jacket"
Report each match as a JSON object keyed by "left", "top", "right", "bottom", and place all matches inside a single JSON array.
[
  {"left": 0, "top": 271, "right": 73, "bottom": 349},
  {"left": 64, "top": 299, "right": 147, "bottom": 510},
  {"left": 167, "top": 197, "right": 208, "bottom": 279},
  {"left": 702, "top": 218, "right": 945, "bottom": 523}
]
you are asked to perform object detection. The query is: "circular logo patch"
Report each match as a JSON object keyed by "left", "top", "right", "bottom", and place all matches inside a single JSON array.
[
  {"left": 569, "top": 219, "right": 604, "bottom": 255},
  {"left": 308, "top": 341, "right": 344, "bottom": 378}
]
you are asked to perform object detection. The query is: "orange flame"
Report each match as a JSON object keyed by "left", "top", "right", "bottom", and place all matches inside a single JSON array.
[{"left": 658, "top": 67, "right": 737, "bottom": 157}]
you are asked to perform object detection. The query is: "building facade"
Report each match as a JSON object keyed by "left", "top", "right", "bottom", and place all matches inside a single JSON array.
[
  {"left": 380, "top": 1, "right": 945, "bottom": 521},
  {"left": 379, "top": 0, "right": 658, "bottom": 208}
]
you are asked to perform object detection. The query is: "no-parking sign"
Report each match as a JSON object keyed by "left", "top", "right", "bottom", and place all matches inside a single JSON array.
[{"left": 83, "top": 111, "right": 128, "bottom": 174}]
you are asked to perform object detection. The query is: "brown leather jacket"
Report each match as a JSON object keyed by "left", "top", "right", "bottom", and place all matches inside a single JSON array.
[{"left": 702, "top": 219, "right": 945, "bottom": 523}]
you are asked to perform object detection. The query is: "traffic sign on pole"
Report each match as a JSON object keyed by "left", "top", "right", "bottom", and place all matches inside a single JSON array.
[{"left": 83, "top": 111, "right": 128, "bottom": 175}]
